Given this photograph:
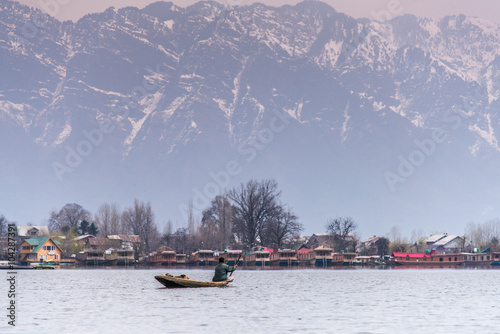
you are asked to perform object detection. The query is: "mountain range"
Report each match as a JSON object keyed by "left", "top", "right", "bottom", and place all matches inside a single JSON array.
[{"left": 1, "top": 0, "right": 500, "bottom": 236}]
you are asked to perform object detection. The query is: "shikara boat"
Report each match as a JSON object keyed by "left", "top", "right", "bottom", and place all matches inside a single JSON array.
[{"left": 155, "top": 273, "right": 232, "bottom": 288}]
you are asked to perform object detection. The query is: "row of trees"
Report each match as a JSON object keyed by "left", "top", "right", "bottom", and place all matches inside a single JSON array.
[
  {"left": 41, "top": 179, "right": 303, "bottom": 255},
  {"left": 166, "top": 179, "right": 304, "bottom": 252},
  {"left": 48, "top": 200, "right": 161, "bottom": 255},
  {"left": 4, "top": 179, "right": 500, "bottom": 257}
]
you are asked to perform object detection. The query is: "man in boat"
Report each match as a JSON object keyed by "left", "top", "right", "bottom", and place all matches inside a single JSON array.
[{"left": 212, "top": 257, "right": 235, "bottom": 282}]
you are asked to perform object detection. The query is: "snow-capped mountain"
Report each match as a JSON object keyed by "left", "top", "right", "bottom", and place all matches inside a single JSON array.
[{"left": 1, "top": 0, "right": 500, "bottom": 235}]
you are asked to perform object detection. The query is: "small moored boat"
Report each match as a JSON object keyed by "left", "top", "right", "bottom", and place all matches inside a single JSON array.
[{"left": 155, "top": 273, "right": 232, "bottom": 288}]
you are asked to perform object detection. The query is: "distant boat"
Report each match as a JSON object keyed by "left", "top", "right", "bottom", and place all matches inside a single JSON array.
[
  {"left": 189, "top": 250, "right": 216, "bottom": 266},
  {"left": 270, "top": 249, "right": 298, "bottom": 266},
  {"left": 155, "top": 273, "right": 232, "bottom": 288},
  {"left": 246, "top": 247, "right": 272, "bottom": 266},
  {"left": 389, "top": 252, "right": 465, "bottom": 265}
]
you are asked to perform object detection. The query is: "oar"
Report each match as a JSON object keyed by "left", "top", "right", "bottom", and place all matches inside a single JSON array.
[{"left": 229, "top": 252, "right": 243, "bottom": 277}]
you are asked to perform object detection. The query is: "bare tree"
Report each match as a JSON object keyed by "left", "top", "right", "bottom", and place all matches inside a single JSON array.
[
  {"left": 162, "top": 220, "right": 174, "bottom": 246},
  {"left": 48, "top": 203, "right": 91, "bottom": 234},
  {"left": 389, "top": 225, "right": 410, "bottom": 253},
  {"left": 326, "top": 217, "right": 358, "bottom": 252},
  {"left": 229, "top": 179, "right": 281, "bottom": 248},
  {"left": 122, "top": 199, "right": 160, "bottom": 255},
  {"left": 266, "top": 207, "right": 302, "bottom": 249},
  {"left": 201, "top": 194, "right": 233, "bottom": 249},
  {"left": 94, "top": 203, "right": 121, "bottom": 236},
  {"left": 171, "top": 227, "right": 191, "bottom": 254},
  {"left": 465, "top": 219, "right": 500, "bottom": 250},
  {"left": 187, "top": 200, "right": 196, "bottom": 236}
]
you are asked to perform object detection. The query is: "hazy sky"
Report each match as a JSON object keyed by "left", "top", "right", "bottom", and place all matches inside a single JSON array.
[{"left": 16, "top": 0, "right": 500, "bottom": 23}]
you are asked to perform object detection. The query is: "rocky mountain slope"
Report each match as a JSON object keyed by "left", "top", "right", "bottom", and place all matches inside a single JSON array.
[{"left": 1, "top": 0, "right": 500, "bottom": 234}]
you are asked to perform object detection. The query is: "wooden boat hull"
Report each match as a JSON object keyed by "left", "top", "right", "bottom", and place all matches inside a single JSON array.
[{"left": 155, "top": 274, "right": 231, "bottom": 288}]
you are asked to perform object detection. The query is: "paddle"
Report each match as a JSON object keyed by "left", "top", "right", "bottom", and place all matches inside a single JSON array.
[{"left": 229, "top": 252, "right": 243, "bottom": 277}]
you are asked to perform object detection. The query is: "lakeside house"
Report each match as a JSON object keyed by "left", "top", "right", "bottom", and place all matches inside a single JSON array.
[
  {"left": 306, "top": 233, "right": 334, "bottom": 249},
  {"left": 76, "top": 235, "right": 139, "bottom": 266},
  {"left": 149, "top": 246, "right": 177, "bottom": 265},
  {"left": 425, "top": 233, "right": 463, "bottom": 253},
  {"left": 246, "top": 246, "right": 272, "bottom": 266},
  {"left": 176, "top": 253, "right": 188, "bottom": 265},
  {"left": 218, "top": 250, "right": 243, "bottom": 266},
  {"left": 359, "top": 236, "right": 380, "bottom": 255},
  {"left": 17, "top": 226, "right": 50, "bottom": 243},
  {"left": 297, "top": 245, "right": 333, "bottom": 266},
  {"left": 332, "top": 252, "right": 357, "bottom": 265},
  {"left": 190, "top": 250, "right": 216, "bottom": 266},
  {"left": 19, "top": 237, "right": 63, "bottom": 264},
  {"left": 270, "top": 249, "right": 298, "bottom": 266}
]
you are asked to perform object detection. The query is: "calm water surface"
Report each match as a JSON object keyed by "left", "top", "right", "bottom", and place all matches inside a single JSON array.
[{"left": 1, "top": 268, "right": 499, "bottom": 333}]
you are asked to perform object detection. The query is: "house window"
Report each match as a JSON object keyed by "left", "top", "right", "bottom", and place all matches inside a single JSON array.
[
  {"left": 448, "top": 257, "right": 452, "bottom": 262},
  {"left": 454, "top": 257, "right": 457, "bottom": 261},
  {"left": 406, "top": 255, "right": 410, "bottom": 261},
  {"left": 55, "top": 255, "right": 59, "bottom": 260},
  {"left": 43, "top": 246, "right": 46, "bottom": 250},
  {"left": 439, "top": 257, "right": 443, "bottom": 262}
]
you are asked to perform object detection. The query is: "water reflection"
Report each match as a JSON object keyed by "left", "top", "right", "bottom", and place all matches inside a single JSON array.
[{"left": 1, "top": 268, "right": 498, "bottom": 333}]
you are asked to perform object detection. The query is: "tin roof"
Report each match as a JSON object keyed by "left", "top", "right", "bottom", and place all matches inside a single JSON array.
[
  {"left": 106, "top": 235, "right": 141, "bottom": 243},
  {"left": 425, "top": 233, "right": 447, "bottom": 243},
  {"left": 433, "top": 235, "right": 461, "bottom": 246}
]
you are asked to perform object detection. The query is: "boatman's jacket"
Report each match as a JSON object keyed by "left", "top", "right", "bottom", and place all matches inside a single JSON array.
[{"left": 212, "top": 263, "right": 235, "bottom": 282}]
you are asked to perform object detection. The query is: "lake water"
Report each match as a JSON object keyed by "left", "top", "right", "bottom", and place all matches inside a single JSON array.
[{"left": 1, "top": 267, "right": 499, "bottom": 333}]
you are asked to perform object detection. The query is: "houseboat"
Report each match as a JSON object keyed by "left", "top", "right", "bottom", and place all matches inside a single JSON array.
[
  {"left": 297, "top": 247, "right": 312, "bottom": 266},
  {"left": 176, "top": 254, "right": 188, "bottom": 265},
  {"left": 246, "top": 247, "right": 272, "bottom": 266},
  {"left": 190, "top": 250, "right": 216, "bottom": 266},
  {"left": 116, "top": 248, "right": 135, "bottom": 265},
  {"left": 149, "top": 247, "right": 176, "bottom": 266},
  {"left": 310, "top": 245, "right": 334, "bottom": 267},
  {"left": 270, "top": 249, "right": 298, "bottom": 266},
  {"left": 332, "top": 252, "right": 357, "bottom": 265},
  {"left": 219, "top": 250, "right": 243, "bottom": 266},
  {"left": 390, "top": 252, "right": 465, "bottom": 266},
  {"left": 82, "top": 248, "right": 118, "bottom": 266},
  {"left": 462, "top": 251, "right": 492, "bottom": 266},
  {"left": 492, "top": 252, "right": 500, "bottom": 266}
]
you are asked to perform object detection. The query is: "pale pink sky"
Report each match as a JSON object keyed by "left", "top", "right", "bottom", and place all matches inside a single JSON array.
[{"left": 15, "top": 0, "right": 500, "bottom": 23}]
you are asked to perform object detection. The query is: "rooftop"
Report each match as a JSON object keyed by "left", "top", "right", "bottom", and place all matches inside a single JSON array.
[{"left": 433, "top": 235, "right": 461, "bottom": 246}]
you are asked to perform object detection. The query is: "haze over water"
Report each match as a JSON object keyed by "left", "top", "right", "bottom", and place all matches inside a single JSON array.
[{"left": 1, "top": 268, "right": 499, "bottom": 333}]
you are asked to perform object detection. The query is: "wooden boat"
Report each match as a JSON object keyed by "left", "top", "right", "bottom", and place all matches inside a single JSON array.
[{"left": 155, "top": 273, "right": 232, "bottom": 288}]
